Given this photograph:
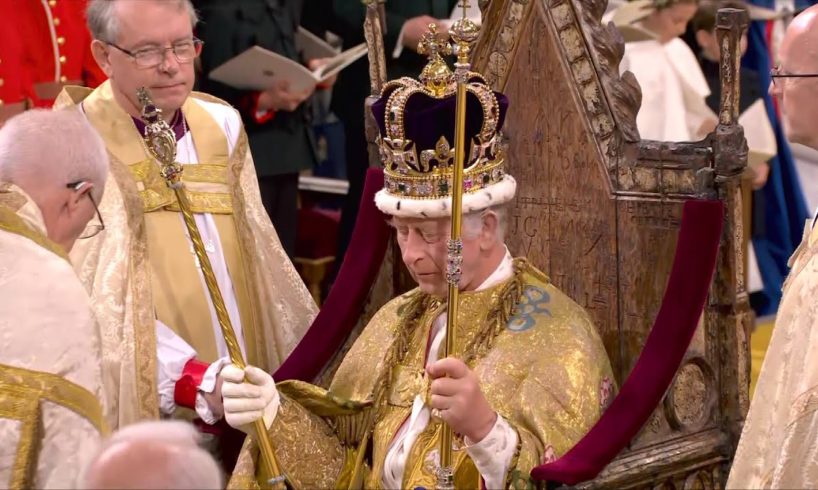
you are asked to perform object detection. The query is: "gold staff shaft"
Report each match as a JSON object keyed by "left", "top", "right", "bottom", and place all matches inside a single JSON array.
[
  {"left": 137, "top": 89, "right": 287, "bottom": 490},
  {"left": 171, "top": 188, "right": 285, "bottom": 489},
  {"left": 440, "top": 79, "right": 468, "bottom": 472},
  {"left": 438, "top": 3, "right": 479, "bottom": 487}
]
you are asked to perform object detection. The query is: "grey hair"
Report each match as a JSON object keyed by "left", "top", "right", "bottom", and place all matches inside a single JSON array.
[
  {"left": 86, "top": 0, "right": 199, "bottom": 43},
  {"left": 81, "top": 420, "right": 222, "bottom": 489},
  {"left": 0, "top": 109, "right": 108, "bottom": 202},
  {"left": 462, "top": 205, "right": 508, "bottom": 242}
]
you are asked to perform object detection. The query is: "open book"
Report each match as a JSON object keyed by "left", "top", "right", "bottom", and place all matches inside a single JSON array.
[
  {"left": 209, "top": 38, "right": 366, "bottom": 94},
  {"left": 295, "top": 27, "right": 341, "bottom": 60}
]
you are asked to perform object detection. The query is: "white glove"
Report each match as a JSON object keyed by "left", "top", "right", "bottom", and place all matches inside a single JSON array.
[{"left": 220, "top": 364, "right": 280, "bottom": 435}]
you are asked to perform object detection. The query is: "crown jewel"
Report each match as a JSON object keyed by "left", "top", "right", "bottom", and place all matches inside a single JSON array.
[{"left": 372, "top": 25, "right": 508, "bottom": 202}]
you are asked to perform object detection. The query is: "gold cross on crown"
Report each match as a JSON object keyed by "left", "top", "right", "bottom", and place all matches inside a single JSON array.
[
  {"left": 417, "top": 24, "right": 453, "bottom": 96},
  {"left": 417, "top": 23, "right": 452, "bottom": 60},
  {"left": 459, "top": 0, "right": 471, "bottom": 18}
]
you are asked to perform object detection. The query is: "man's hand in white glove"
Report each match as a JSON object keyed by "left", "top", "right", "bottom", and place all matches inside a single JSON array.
[{"left": 220, "top": 364, "right": 280, "bottom": 436}]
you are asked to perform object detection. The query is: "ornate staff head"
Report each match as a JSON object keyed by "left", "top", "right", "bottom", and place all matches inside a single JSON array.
[{"left": 137, "top": 88, "right": 183, "bottom": 187}]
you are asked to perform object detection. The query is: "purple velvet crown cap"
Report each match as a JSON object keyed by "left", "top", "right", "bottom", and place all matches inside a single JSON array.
[{"left": 371, "top": 78, "right": 509, "bottom": 167}]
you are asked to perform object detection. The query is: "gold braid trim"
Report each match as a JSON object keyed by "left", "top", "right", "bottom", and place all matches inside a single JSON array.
[
  {"left": 0, "top": 364, "right": 110, "bottom": 489},
  {"left": 0, "top": 387, "right": 41, "bottom": 490},
  {"left": 372, "top": 291, "right": 432, "bottom": 424},
  {"left": 0, "top": 364, "right": 109, "bottom": 435},
  {"left": 328, "top": 259, "right": 536, "bottom": 485},
  {"left": 330, "top": 291, "right": 431, "bottom": 446},
  {"left": 365, "top": 259, "right": 534, "bottom": 440}
]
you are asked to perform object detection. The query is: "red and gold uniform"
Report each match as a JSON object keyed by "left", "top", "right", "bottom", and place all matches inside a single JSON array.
[
  {"left": 0, "top": 5, "right": 33, "bottom": 123},
  {"left": 0, "top": 0, "right": 106, "bottom": 116}
]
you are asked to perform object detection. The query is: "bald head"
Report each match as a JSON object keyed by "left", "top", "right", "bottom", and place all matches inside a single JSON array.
[
  {"left": 781, "top": 6, "right": 818, "bottom": 71},
  {"left": 81, "top": 421, "right": 222, "bottom": 489},
  {"left": 772, "top": 5, "right": 818, "bottom": 149}
]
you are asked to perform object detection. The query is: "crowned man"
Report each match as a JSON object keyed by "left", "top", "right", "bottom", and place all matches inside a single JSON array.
[
  {"left": 0, "top": 109, "right": 109, "bottom": 488},
  {"left": 52, "top": 0, "right": 317, "bottom": 436},
  {"left": 220, "top": 26, "right": 616, "bottom": 490}
]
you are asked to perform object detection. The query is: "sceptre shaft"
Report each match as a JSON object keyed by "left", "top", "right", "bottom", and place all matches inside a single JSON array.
[
  {"left": 437, "top": 2, "right": 480, "bottom": 489},
  {"left": 137, "top": 88, "right": 287, "bottom": 490}
]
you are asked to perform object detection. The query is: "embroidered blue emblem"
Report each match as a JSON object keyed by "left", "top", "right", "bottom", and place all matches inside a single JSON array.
[{"left": 507, "top": 286, "right": 552, "bottom": 332}]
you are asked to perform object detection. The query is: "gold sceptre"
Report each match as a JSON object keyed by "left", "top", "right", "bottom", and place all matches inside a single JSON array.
[
  {"left": 436, "top": 2, "right": 480, "bottom": 489},
  {"left": 136, "top": 88, "right": 288, "bottom": 490}
]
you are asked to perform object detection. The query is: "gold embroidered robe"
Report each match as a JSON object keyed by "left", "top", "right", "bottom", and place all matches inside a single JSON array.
[
  {"left": 53, "top": 81, "right": 317, "bottom": 428},
  {"left": 0, "top": 185, "right": 109, "bottom": 489},
  {"left": 727, "top": 221, "right": 818, "bottom": 488},
  {"left": 230, "top": 259, "right": 615, "bottom": 489}
]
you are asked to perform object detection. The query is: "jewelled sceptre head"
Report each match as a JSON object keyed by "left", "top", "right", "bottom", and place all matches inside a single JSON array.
[{"left": 137, "top": 88, "right": 183, "bottom": 187}]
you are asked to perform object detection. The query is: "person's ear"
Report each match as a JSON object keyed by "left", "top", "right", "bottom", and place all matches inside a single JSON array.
[
  {"left": 91, "top": 40, "right": 114, "bottom": 77},
  {"left": 66, "top": 183, "right": 93, "bottom": 217},
  {"left": 66, "top": 189, "right": 83, "bottom": 217},
  {"left": 480, "top": 212, "right": 499, "bottom": 251}
]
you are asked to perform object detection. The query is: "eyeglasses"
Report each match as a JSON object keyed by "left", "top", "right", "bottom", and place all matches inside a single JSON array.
[
  {"left": 770, "top": 66, "right": 818, "bottom": 86},
  {"left": 67, "top": 181, "right": 105, "bottom": 239},
  {"left": 107, "top": 39, "right": 204, "bottom": 69}
]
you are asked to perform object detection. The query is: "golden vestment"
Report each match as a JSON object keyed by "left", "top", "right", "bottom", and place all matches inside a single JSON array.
[
  {"left": 727, "top": 221, "right": 818, "bottom": 488},
  {"left": 53, "top": 82, "right": 317, "bottom": 428},
  {"left": 230, "top": 258, "right": 615, "bottom": 489},
  {"left": 0, "top": 185, "right": 108, "bottom": 489}
]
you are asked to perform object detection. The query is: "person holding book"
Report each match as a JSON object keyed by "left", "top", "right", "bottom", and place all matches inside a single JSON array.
[{"left": 196, "top": 0, "right": 338, "bottom": 258}]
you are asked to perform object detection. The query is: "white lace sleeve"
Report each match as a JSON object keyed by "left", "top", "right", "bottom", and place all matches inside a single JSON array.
[
  {"left": 155, "top": 320, "right": 196, "bottom": 415},
  {"left": 465, "top": 415, "right": 519, "bottom": 489}
]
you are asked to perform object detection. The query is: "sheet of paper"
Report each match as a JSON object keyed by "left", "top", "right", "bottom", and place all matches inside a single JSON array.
[{"left": 315, "top": 44, "right": 367, "bottom": 81}]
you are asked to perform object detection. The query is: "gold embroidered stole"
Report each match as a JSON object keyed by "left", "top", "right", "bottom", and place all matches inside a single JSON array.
[
  {"left": 364, "top": 286, "right": 511, "bottom": 489},
  {"left": 0, "top": 191, "right": 68, "bottom": 263},
  {"left": 82, "top": 83, "right": 260, "bottom": 364},
  {"left": 0, "top": 363, "right": 109, "bottom": 490}
]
